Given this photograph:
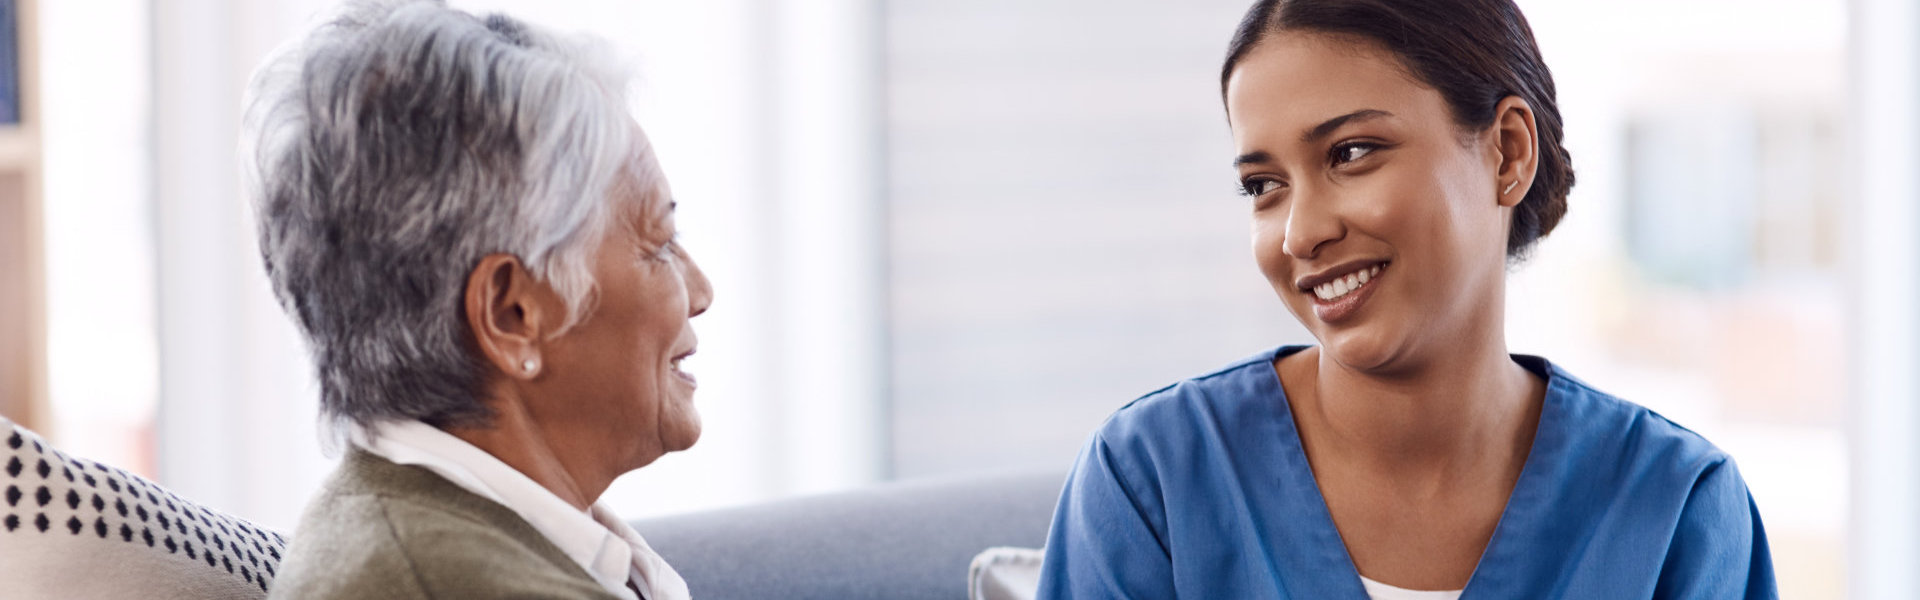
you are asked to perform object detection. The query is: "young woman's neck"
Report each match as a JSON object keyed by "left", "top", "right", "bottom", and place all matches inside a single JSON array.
[{"left": 1292, "top": 324, "right": 1544, "bottom": 481}]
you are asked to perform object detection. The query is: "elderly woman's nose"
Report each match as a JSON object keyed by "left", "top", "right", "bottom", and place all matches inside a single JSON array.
[{"left": 685, "top": 254, "right": 713, "bottom": 318}]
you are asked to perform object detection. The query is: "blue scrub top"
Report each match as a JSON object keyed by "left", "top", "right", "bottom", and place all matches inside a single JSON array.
[{"left": 1036, "top": 346, "right": 1777, "bottom": 599}]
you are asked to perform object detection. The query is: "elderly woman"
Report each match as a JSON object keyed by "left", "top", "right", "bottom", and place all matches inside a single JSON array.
[{"left": 244, "top": 2, "right": 710, "bottom": 599}]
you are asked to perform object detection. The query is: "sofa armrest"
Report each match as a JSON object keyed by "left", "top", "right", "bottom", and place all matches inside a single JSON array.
[{"left": 631, "top": 469, "right": 1063, "bottom": 600}]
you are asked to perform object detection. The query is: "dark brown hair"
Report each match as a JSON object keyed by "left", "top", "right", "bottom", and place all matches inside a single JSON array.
[{"left": 1222, "top": 0, "right": 1575, "bottom": 258}]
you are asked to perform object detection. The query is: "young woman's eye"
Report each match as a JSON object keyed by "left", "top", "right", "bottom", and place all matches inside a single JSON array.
[
  {"left": 1238, "top": 178, "right": 1284, "bottom": 197},
  {"left": 1330, "top": 142, "right": 1380, "bottom": 166}
]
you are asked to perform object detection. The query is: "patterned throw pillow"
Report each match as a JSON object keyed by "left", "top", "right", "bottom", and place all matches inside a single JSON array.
[{"left": 0, "top": 415, "right": 289, "bottom": 599}]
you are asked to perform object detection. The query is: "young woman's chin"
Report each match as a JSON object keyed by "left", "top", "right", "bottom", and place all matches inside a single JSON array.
[
  {"left": 1282, "top": 294, "right": 1401, "bottom": 374},
  {"left": 1311, "top": 321, "right": 1422, "bottom": 376}
]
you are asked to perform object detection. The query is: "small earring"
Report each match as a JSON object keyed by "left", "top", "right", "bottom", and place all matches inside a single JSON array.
[
  {"left": 1502, "top": 180, "right": 1520, "bottom": 195},
  {"left": 521, "top": 358, "right": 538, "bottom": 374}
]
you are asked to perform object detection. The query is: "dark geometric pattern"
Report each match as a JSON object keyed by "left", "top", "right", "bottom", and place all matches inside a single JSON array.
[{"left": 1, "top": 419, "right": 290, "bottom": 593}]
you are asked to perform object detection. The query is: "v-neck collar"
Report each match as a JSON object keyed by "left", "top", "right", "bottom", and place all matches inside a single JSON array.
[{"left": 1255, "top": 345, "right": 1567, "bottom": 600}]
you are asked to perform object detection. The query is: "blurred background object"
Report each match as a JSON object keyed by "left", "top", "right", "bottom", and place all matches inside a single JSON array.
[
  {"left": 0, "top": 0, "right": 44, "bottom": 456},
  {"left": 3, "top": 0, "right": 1909, "bottom": 598}
]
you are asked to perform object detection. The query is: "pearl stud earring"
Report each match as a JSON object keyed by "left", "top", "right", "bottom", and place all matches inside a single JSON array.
[{"left": 521, "top": 358, "right": 538, "bottom": 373}]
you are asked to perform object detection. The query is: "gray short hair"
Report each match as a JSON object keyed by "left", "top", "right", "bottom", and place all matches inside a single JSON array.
[{"left": 242, "top": 0, "right": 639, "bottom": 429}]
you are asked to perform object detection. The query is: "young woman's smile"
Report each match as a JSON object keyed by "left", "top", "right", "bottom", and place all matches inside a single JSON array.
[{"left": 1298, "top": 260, "right": 1387, "bottom": 323}]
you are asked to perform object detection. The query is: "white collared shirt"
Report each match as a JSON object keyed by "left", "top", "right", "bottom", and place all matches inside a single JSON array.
[{"left": 355, "top": 420, "right": 690, "bottom": 600}]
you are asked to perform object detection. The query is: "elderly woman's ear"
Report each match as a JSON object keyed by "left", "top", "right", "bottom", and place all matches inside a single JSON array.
[{"left": 463, "top": 253, "right": 565, "bottom": 380}]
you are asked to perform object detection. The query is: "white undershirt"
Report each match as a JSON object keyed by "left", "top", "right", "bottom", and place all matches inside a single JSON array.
[
  {"left": 1359, "top": 575, "right": 1464, "bottom": 600},
  {"left": 355, "top": 420, "right": 690, "bottom": 600}
]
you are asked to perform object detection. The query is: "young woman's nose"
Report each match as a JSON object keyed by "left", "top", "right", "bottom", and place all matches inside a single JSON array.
[{"left": 1282, "top": 189, "right": 1346, "bottom": 259}]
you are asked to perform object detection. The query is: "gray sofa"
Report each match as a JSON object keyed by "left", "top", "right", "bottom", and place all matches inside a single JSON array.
[
  {"left": 4, "top": 408, "right": 1060, "bottom": 599},
  {"left": 633, "top": 470, "right": 1064, "bottom": 600}
]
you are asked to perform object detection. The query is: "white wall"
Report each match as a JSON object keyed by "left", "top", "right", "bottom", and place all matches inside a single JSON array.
[
  {"left": 150, "top": 0, "right": 334, "bottom": 531},
  {"left": 40, "top": 0, "right": 161, "bottom": 474}
]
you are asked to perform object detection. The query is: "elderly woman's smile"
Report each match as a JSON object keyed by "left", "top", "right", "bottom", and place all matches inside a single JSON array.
[{"left": 671, "top": 349, "right": 697, "bottom": 386}]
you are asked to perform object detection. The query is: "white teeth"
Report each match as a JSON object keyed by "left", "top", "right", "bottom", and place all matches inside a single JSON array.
[{"left": 1309, "top": 264, "right": 1384, "bottom": 302}]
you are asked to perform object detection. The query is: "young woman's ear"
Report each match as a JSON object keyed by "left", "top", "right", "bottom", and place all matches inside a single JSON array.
[{"left": 1491, "top": 95, "right": 1540, "bottom": 208}]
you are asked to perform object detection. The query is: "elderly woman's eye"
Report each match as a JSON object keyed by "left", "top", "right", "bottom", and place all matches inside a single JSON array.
[
  {"left": 635, "top": 239, "right": 674, "bottom": 263},
  {"left": 651, "top": 237, "right": 684, "bottom": 262},
  {"left": 1330, "top": 142, "right": 1380, "bottom": 166}
]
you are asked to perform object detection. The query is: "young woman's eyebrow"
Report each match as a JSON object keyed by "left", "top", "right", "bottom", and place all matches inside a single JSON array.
[
  {"left": 1234, "top": 150, "right": 1274, "bottom": 167},
  {"left": 1301, "top": 109, "right": 1393, "bottom": 143}
]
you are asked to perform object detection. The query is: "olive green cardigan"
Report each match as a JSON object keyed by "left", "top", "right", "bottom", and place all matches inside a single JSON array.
[{"left": 267, "top": 449, "right": 624, "bottom": 600}]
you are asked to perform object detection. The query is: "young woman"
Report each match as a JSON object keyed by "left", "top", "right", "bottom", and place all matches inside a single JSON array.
[{"left": 1035, "top": 1, "right": 1777, "bottom": 598}]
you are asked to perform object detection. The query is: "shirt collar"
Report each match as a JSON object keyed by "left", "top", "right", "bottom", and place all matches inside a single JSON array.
[{"left": 355, "top": 420, "right": 689, "bottom": 600}]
